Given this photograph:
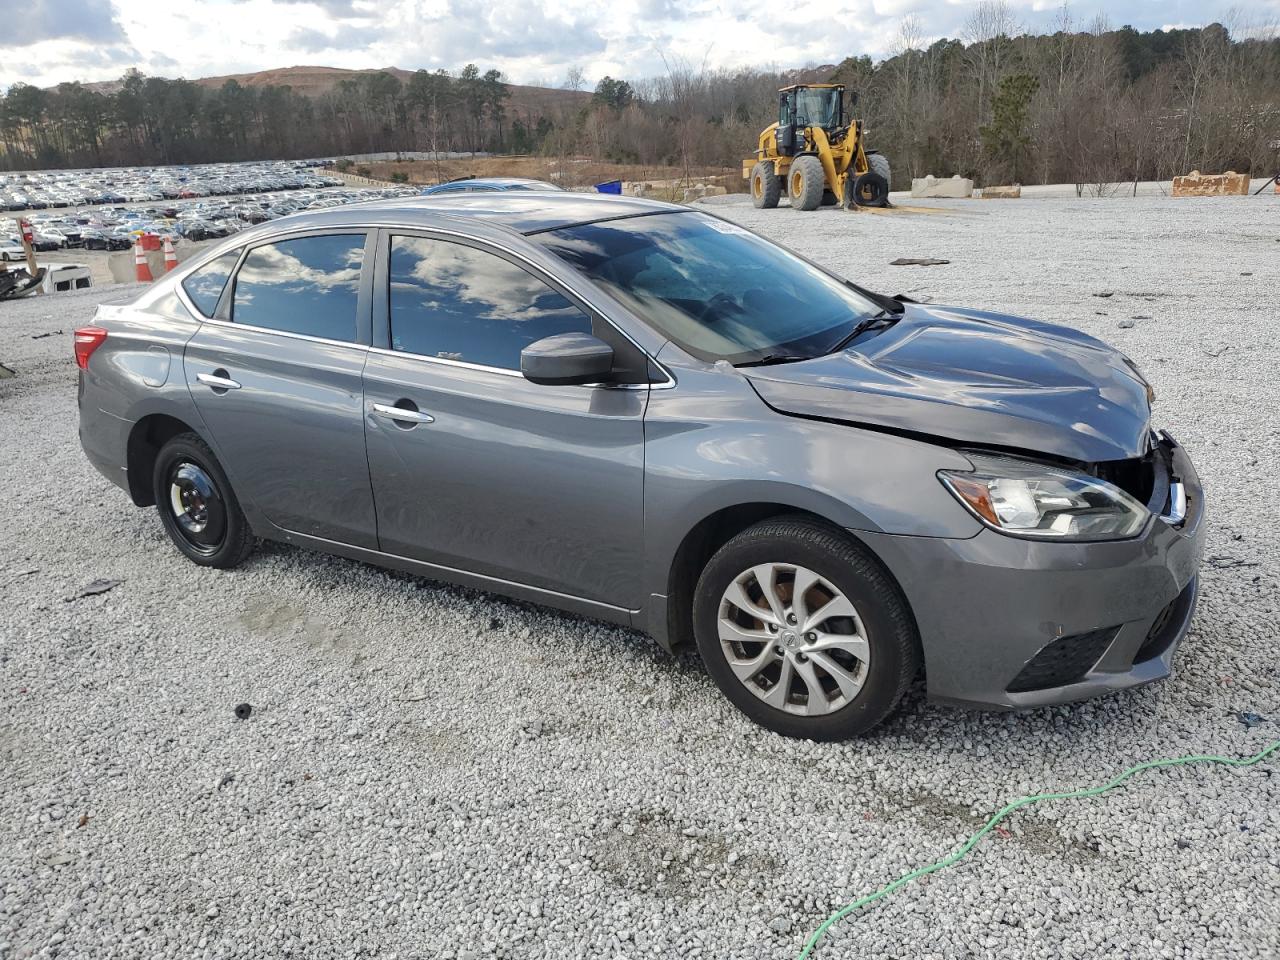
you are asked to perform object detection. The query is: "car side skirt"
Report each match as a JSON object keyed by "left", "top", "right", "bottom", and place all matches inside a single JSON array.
[{"left": 261, "top": 525, "right": 639, "bottom": 631}]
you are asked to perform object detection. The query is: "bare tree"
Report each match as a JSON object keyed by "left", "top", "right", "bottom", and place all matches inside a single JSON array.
[
  {"left": 659, "top": 50, "right": 711, "bottom": 181},
  {"left": 963, "top": 0, "right": 1020, "bottom": 124},
  {"left": 563, "top": 66, "right": 586, "bottom": 93}
]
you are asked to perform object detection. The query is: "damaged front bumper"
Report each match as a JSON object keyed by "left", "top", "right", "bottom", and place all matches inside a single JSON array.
[{"left": 859, "top": 434, "right": 1205, "bottom": 710}]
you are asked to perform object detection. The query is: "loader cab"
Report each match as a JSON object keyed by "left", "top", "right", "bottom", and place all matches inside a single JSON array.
[{"left": 776, "top": 84, "right": 845, "bottom": 155}]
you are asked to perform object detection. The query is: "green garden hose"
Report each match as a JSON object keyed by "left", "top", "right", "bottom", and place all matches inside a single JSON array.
[{"left": 796, "top": 738, "right": 1280, "bottom": 959}]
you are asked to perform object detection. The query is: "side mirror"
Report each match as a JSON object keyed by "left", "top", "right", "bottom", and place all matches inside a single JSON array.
[
  {"left": 849, "top": 90, "right": 859, "bottom": 108},
  {"left": 521, "top": 332, "right": 614, "bottom": 386}
]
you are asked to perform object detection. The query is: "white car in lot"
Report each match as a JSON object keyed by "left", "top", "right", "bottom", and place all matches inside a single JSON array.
[{"left": 1, "top": 240, "right": 24, "bottom": 261}]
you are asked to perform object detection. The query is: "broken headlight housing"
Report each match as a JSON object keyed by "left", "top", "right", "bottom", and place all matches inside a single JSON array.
[{"left": 939, "top": 454, "right": 1149, "bottom": 541}]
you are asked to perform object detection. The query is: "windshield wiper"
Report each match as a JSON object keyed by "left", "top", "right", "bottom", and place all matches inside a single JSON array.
[
  {"left": 824, "top": 308, "right": 901, "bottom": 355},
  {"left": 734, "top": 353, "right": 812, "bottom": 368}
]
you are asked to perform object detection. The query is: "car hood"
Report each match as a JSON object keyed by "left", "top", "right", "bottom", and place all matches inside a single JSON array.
[{"left": 744, "top": 303, "right": 1153, "bottom": 463}]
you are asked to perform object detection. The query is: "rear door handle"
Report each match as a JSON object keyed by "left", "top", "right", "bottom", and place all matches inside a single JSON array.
[
  {"left": 197, "top": 371, "right": 241, "bottom": 390},
  {"left": 372, "top": 402, "right": 434, "bottom": 425}
]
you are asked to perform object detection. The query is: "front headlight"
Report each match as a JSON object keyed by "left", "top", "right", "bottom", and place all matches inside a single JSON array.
[{"left": 939, "top": 454, "right": 1149, "bottom": 541}]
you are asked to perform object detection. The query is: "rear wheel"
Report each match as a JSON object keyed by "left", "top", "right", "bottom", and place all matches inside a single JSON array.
[
  {"left": 152, "top": 432, "right": 255, "bottom": 569},
  {"left": 693, "top": 516, "right": 920, "bottom": 740},
  {"left": 750, "top": 161, "right": 780, "bottom": 209},
  {"left": 788, "top": 155, "right": 825, "bottom": 211}
]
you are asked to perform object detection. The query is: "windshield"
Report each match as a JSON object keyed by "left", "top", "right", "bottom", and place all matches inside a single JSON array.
[
  {"left": 791, "top": 88, "right": 840, "bottom": 127},
  {"left": 532, "top": 212, "right": 878, "bottom": 364}
]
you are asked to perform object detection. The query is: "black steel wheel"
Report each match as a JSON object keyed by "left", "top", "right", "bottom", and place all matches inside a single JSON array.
[
  {"left": 153, "top": 432, "right": 255, "bottom": 568},
  {"left": 166, "top": 460, "right": 226, "bottom": 556}
]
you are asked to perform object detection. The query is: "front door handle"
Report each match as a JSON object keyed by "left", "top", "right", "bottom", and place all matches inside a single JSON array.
[
  {"left": 372, "top": 401, "right": 435, "bottom": 425},
  {"left": 197, "top": 371, "right": 241, "bottom": 391}
]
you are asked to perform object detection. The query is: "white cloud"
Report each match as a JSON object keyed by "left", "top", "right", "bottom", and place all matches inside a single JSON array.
[{"left": 0, "top": 0, "right": 1269, "bottom": 91}]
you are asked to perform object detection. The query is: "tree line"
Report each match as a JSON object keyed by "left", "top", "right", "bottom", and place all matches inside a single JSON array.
[
  {"left": 566, "top": 8, "right": 1278, "bottom": 190},
  {"left": 2, "top": 5, "right": 1277, "bottom": 191},
  {"left": 0, "top": 65, "right": 514, "bottom": 170}
]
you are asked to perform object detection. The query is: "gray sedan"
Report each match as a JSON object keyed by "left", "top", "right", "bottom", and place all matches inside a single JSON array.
[{"left": 75, "top": 193, "right": 1203, "bottom": 739}]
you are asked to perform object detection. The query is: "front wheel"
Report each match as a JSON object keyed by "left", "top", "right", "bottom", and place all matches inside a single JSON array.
[
  {"left": 788, "top": 155, "right": 825, "bottom": 211},
  {"left": 152, "top": 432, "right": 255, "bottom": 569},
  {"left": 693, "top": 517, "right": 919, "bottom": 740}
]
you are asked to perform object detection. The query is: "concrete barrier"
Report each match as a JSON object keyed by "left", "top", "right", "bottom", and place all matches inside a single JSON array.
[
  {"left": 330, "top": 170, "right": 399, "bottom": 188},
  {"left": 109, "top": 248, "right": 167, "bottom": 284},
  {"left": 910, "top": 174, "right": 973, "bottom": 199},
  {"left": 981, "top": 184, "right": 1022, "bottom": 199},
  {"left": 625, "top": 176, "right": 733, "bottom": 201},
  {"left": 1172, "top": 170, "right": 1249, "bottom": 197},
  {"left": 683, "top": 184, "right": 728, "bottom": 202}
]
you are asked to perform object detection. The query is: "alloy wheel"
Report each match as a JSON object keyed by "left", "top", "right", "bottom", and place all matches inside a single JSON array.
[{"left": 717, "top": 563, "right": 869, "bottom": 716}]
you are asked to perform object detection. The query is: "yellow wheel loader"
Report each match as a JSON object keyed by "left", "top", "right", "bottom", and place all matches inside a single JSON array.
[{"left": 742, "top": 84, "right": 891, "bottom": 211}]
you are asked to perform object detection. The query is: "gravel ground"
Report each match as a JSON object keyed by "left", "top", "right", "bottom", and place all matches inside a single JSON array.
[{"left": 1, "top": 193, "right": 1278, "bottom": 960}]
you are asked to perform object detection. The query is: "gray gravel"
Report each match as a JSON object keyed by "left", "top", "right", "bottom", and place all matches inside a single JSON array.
[{"left": 2, "top": 193, "right": 1279, "bottom": 960}]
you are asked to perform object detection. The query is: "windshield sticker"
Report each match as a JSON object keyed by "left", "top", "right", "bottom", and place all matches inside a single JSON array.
[{"left": 702, "top": 218, "right": 750, "bottom": 236}]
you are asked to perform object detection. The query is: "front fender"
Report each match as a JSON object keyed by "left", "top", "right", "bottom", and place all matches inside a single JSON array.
[{"left": 640, "top": 359, "right": 981, "bottom": 615}]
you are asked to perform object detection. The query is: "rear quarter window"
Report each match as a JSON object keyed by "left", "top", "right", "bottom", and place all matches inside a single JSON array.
[{"left": 180, "top": 248, "right": 241, "bottom": 317}]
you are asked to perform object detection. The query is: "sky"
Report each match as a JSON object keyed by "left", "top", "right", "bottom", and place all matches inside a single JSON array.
[{"left": 1, "top": 0, "right": 1276, "bottom": 92}]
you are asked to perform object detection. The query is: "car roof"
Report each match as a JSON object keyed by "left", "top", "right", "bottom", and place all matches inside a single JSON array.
[{"left": 243, "top": 192, "right": 688, "bottom": 237}]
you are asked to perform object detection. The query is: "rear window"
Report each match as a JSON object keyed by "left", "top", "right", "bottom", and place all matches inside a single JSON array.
[
  {"left": 180, "top": 248, "right": 240, "bottom": 317},
  {"left": 231, "top": 234, "right": 365, "bottom": 342}
]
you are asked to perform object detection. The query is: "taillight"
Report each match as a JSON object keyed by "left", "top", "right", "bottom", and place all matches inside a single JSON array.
[{"left": 74, "top": 326, "right": 108, "bottom": 370}]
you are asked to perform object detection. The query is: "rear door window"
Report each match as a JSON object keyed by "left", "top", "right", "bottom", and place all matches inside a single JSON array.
[
  {"left": 387, "top": 235, "right": 592, "bottom": 369},
  {"left": 181, "top": 248, "right": 240, "bottom": 317},
  {"left": 231, "top": 234, "right": 365, "bottom": 342}
]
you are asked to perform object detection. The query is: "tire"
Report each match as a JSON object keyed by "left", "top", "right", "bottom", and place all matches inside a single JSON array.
[
  {"left": 866, "top": 151, "right": 892, "bottom": 191},
  {"left": 788, "top": 155, "right": 825, "bottom": 211},
  {"left": 693, "top": 516, "right": 919, "bottom": 740},
  {"left": 152, "top": 432, "right": 255, "bottom": 569},
  {"left": 852, "top": 171, "right": 889, "bottom": 207},
  {"left": 750, "top": 161, "right": 780, "bottom": 209},
  {"left": 820, "top": 189, "right": 839, "bottom": 207}
]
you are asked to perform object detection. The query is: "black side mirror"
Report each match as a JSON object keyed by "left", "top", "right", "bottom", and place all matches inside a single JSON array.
[{"left": 521, "top": 332, "right": 614, "bottom": 386}]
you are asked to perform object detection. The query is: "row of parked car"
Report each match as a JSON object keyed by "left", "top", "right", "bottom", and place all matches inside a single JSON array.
[
  {"left": 2, "top": 184, "right": 419, "bottom": 259},
  {"left": 0, "top": 159, "right": 340, "bottom": 212}
]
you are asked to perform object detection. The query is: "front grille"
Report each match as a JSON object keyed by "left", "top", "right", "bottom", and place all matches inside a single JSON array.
[
  {"left": 1133, "top": 579, "right": 1196, "bottom": 664},
  {"left": 1007, "top": 626, "right": 1120, "bottom": 693}
]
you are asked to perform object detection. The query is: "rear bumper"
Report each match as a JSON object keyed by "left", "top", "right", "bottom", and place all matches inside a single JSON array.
[{"left": 860, "top": 437, "right": 1205, "bottom": 710}]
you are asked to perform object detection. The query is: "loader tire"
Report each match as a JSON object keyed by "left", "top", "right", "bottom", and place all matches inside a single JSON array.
[
  {"left": 821, "top": 189, "right": 839, "bottom": 207},
  {"left": 750, "top": 162, "right": 780, "bottom": 209},
  {"left": 852, "top": 171, "right": 889, "bottom": 207},
  {"left": 788, "top": 155, "right": 825, "bottom": 211},
  {"left": 867, "top": 151, "right": 892, "bottom": 191}
]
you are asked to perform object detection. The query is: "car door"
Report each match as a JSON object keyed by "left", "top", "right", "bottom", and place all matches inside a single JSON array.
[
  {"left": 182, "top": 231, "right": 379, "bottom": 549},
  {"left": 362, "top": 230, "right": 649, "bottom": 609}
]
